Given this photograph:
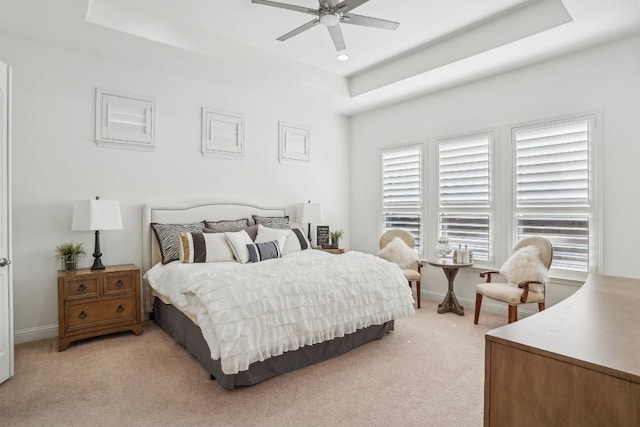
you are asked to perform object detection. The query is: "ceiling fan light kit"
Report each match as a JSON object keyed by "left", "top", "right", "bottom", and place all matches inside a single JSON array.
[{"left": 252, "top": 0, "right": 399, "bottom": 52}]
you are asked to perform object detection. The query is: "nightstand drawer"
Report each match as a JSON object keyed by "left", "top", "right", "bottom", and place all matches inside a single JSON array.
[
  {"left": 66, "top": 296, "right": 135, "bottom": 330},
  {"left": 64, "top": 276, "right": 99, "bottom": 299},
  {"left": 104, "top": 271, "right": 135, "bottom": 295}
]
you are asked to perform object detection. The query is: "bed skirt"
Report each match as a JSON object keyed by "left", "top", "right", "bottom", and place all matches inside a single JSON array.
[{"left": 153, "top": 297, "right": 395, "bottom": 389}]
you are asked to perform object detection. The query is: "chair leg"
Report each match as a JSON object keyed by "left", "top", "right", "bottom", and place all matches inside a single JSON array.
[
  {"left": 474, "top": 293, "right": 482, "bottom": 325},
  {"left": 538, "top": 302, "right": 545, "bottom": 312},
  {"left": 508, "top": 305, "right": 518, "bottom": 323},
  {"left": 416, "top": 280, "right": 421, "bottom": 309}
]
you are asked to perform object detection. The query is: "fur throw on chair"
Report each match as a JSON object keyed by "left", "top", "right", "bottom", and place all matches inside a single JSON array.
[
  {"left": 378, "top": 237, "right": 418, "bottom": 269},
  {"left": 500, "top": 245, "right": 548, "bottom": 293}
]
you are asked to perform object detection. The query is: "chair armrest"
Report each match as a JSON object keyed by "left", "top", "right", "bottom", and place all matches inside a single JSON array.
[
  {"left": 479, "top": 270, "right": 500, "bottom": 283},
  {"left": 517, "top": 280, "right": 543, "bottom": 303},
  {"left": 417, "top": 260, "right": 423, "bottom": 272}
]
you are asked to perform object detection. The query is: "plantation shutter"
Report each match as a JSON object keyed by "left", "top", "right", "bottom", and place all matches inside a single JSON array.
[
  {"left": 382, "top": 145, "right": 422, "bottom": 251},
  {"left": 437, "top": 134, "right": 491, "bottom": 261},
  {"left": 514, "top": 117, "right": 592, "bottom": 271}
]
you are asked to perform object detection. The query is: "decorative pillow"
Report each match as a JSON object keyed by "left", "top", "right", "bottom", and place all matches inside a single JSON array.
[
  {"left": 282, "top": 228, "right": 311, "bottom": 255},
  {"left": 151, "top": 222, "right": 204, "bottom": 264},
  {"left": 224, "top": 230, "right": 254, "bottom": 264},
  {"left": 179, "top": 232, "right": 235, "bottom": 263},
  {"left": 204, "top": 224, "right": 259, "bottom": 241},
  {"left": 254, "top": 224, "right": 290, "bottom": 252},
  {"left": 252, "top": 215, "right": 290, "bottom": 230},
  {"left": 204, "top": 218, "right": 249, "bottom": 232},
  {"left": 500, "top": 245, "right": 548, "bottom": 292},
  {"left": 246, "top": 240, "right": 281, "bottom": 263},
  {"left": 378, "top": 237, "right": 418, "bottom": 269}
]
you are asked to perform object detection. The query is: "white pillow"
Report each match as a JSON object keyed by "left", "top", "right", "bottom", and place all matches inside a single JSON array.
[
  {"left": 378, "top": 237, "right": 418, "bottom": 269},
  {"left": 500, "top": 245, "right": 548, "bottom": 292},
  {"left": 179, "top": 232, "right": 234, "bottom": 263},
  {"left": 224, "top": 230, "right": 254, "bottom": 264},
  {"left": 255, "top": 224, "right": 290, "bottom": 252},
  {"left": 282, "top": 228, "right": 311, "bottom": 255}
]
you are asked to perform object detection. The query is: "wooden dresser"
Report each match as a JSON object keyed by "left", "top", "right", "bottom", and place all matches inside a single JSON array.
[
  {"left": 57, "top": 264, "right": 142, "bottom": 351},
  {"left": 484, "top": 273, "right": 640, "bottom": 426}
]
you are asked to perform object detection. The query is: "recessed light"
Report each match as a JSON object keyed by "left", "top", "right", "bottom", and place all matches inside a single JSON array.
[{"left": 336, "top": 54, "right": 349, "bottom": 61}]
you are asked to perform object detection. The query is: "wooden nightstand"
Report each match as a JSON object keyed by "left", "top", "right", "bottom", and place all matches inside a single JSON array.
[
  {"left": 57, "top": 264, "right": 142, "bottom": 351},
  {"left": 317, "top": 248, "right": 345, "bottom": 254}
]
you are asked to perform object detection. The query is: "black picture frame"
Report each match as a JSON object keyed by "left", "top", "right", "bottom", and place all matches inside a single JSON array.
[{"left": 316, "top": 225, "right": 330, "bottom": 248}]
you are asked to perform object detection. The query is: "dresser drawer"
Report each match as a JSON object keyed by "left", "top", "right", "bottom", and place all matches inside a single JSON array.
[
  {"left": 104, "top": 271, "right": 135, "bottom": 295},
  {"left": 64, "top": 276, "right": 99, "bottom": 299},
  {"left": 66, "top": 296, "right": 135, "bottom": 331}
]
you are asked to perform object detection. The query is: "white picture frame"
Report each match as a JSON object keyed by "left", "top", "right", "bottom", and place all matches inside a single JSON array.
[
  {"left": 201, "top": 108, "right": 245, "bottom": 158},
  {"left": 279, "top": 121, "right": 310, "bottom": 165},
  {"left": 95, "top": 88, "right": 156, "bottom": 151}
]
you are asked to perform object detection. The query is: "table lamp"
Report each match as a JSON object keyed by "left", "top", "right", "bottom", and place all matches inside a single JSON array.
[
  {"left": 71, "top": 196, "right": 122, "bottom": 270},
  {"left": 299, "top": 201, "right": 323, "bottom": 245}
]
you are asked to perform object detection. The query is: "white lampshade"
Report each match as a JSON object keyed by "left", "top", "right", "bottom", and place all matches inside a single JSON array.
[
  {"left": 299, "top": 202, "right": 323, "bottom": 224},
  {"left": 72, "top": 199, "right": 123, "bottom": 231}
]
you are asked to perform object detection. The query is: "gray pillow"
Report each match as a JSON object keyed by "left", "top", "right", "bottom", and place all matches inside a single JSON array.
[
  {"left": 151, "top": 222, "right": 204, "bottom": 264},
  {"left": 204, "top": 218, "right": 249, "bottom": 232},
  {"left": 204, "top": 224, "right": 258, "bottom": 241},
  {"left": 252, "top": 215, "right": 290, "bottom": 230},
  {"left": 246, "top": 240, "right": 281, "bottom": 263}
]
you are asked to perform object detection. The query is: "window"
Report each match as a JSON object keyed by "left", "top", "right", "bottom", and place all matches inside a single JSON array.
[
  {"left": 513, "top": 115, "right": 596, "bottom": 272},
  {"left": 381, "top": 145, "right": 422, "bottom": 251},
  {"left": 437, "top": 133, "right": 492, "bottom": 262}
]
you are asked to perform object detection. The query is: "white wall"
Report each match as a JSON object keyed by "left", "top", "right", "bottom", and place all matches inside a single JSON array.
[
  {"left": 350, "top": 34, "right": 640, "bottom": 318},
  {"left": 0, "top": 32, "right": 350, "bottom": 342}
]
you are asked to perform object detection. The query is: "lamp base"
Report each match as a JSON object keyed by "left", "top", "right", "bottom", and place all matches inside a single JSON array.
[{"left": 90, "top": 230, "right": 106, "bottom": 270}]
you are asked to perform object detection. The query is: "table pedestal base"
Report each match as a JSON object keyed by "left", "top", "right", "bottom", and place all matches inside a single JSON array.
[{"left": 437, "top": 266, "right": 465, "bottom": 316}]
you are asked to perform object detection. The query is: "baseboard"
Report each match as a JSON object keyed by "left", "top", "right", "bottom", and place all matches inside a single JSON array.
[
  {"left": 14, "top": 324, "right": 58, "bottom": 345},
  {"left": 421, "top": 290, "right": 538, "bottom": 319}
]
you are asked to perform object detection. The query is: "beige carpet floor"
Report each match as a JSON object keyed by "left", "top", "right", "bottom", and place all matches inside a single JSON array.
[{"left": 0, "top": 300, "right": 504, "bottom": 427}]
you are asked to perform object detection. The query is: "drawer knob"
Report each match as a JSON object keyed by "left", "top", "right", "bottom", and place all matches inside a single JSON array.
[
  {"left": 79, "top": 311, "right": 87, "bottom": 319},
  {"left": 116, "top": 279, "right": 123, "bottom": 287},
  {"left": 78, "top": 283, "right": 87, "bottom": 291},
  {"left": 116, "top": 305, "right": 124, "bottom": 313}
]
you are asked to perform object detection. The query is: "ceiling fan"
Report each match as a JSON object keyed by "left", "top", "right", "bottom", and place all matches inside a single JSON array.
[{"left": 251, "top": 0, "right": 400, "bottom": 51}]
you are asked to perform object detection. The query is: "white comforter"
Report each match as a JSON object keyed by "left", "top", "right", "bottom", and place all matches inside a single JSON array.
[{"left": 146, "top": 250, "right": 415, "bottom": 375}]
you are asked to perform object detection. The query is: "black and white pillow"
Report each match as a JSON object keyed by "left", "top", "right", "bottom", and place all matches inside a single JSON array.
[
  {"left": 282, "top": 228, "right": 311, "bottom": 255},
  {"left": 252, "top": 215, "right": 290, "bottom": 230},
  {"left": 179, "top": 232, "right": 235, "bottom": 263},
  {"left": 151, "top": 222, "right": 204, "bottom": 264},
  {"left": 246, "top": 240, "right": 281, "bottom": 263},
  {"left": 204, "top": 218, "right": 249, "bottom": 232}
]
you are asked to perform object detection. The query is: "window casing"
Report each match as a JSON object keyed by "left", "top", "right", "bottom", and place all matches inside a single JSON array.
[
  {"left": 512, "top": 114, "right": 596, "bottom": 273},
  {"left": 381, "top": 145, "right": 422, "bottom": 252},
  {"left": 437, "top": 132, "right": 492, "bottom": 263}
]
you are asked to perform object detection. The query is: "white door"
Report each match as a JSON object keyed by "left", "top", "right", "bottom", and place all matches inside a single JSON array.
[{"left": 0, "top": 61, "right": 13, "bottom": 384}]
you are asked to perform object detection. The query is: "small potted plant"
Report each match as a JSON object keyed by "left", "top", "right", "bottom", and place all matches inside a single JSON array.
[
  {"left": 329, "top": 229, "right": 344, "bottom": 248},
  {"left": 55, "top": 242, "right": 85, "bottom": 271}
]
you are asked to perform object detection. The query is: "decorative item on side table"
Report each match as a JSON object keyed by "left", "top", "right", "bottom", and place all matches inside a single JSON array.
[
  {"left": 316, "top": 225, "right": 330, "bottom": 248},
  {"left": 328, "top": 229, "right": 344, "bottom": 249},
  {"left": 299, "top": 200, "right": 323, "bottom": 246},
  {"left": 72, "top": 196, "right": 123, "bottom": 270},
  {"left": 435, "top": 235, "right": 452, "bottom": 258},
  {"left": 55, "top": 242, "right": 85, "bottom": 271}
]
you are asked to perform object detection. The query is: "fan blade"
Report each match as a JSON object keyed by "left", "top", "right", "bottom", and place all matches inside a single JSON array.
[
  {"left": 277, "top": 19, "right": 321, "bottom": 41},
  {"left": 327, "top": 24, "right": 346, "bottom": 51},
  {"left": 336, "top": 0, "right": 369, "bottom": 13},
  {"left": 342, "top": 13, "right": 399, "bottom": 30},
  {"left": 252, "top": 0, "right": 318, "bottom": 16}
]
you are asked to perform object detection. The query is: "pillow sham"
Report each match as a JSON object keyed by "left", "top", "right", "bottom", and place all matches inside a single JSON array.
[
  {"left": 204, "top": 224, "right": 259, "bottom": 241},
  {"left": 179, "top": 232, "right": 235, "bottom": 263},
  {"left": 282, "top": 228, "right": 311, "bottom": 255},
  {"left": 224, "top": 230, "right": 254, "bottom": 264},
  {"left": 500, "top": 245, "right": 548, "bottom": 292},
  {"left": 151, "top": 222, "right": 204, "bottom": 264},
  {"left": 246, "top": 240, "right": 281, "bottom": 263},
  {"left": 204, "top": 218, "right": 249, "bottom": 232},
  {"left": 252, "top": 215, "right": 290, "bottom": 230},
  {"left": 378, "top": 237, "right": 418, "bottom": 269},
  {"left": 255, "top": 224, "right": 290, "bottom": 252}
]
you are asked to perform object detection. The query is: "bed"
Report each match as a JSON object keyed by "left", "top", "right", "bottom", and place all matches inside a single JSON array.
[{"left": 142, "top": 201, "right": 415, "bottom": 389}]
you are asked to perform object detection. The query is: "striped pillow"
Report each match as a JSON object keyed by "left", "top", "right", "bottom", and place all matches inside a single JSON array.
[
  {"left": 282, "top": 228, "right": 311, "bottom": 255},
  {"left": 252, "top": 215, "right": 290, "bottom": 229},
  {"left": 246, "top": 240, "right": 281, "bottom": 263},
  {"left": 204, "top": 218, "right": 249, "bottom": 232},
  {"left": 179, "top": 232, "right": 235, "bottom": 263},
  {"left": 151, "top": 222, "right": 204, "bottom": 264}
]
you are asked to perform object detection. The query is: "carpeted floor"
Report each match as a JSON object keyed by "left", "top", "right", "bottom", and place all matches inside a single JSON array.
[{"left": 0, "top": 300, "right": 504, "bottom": 427}]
